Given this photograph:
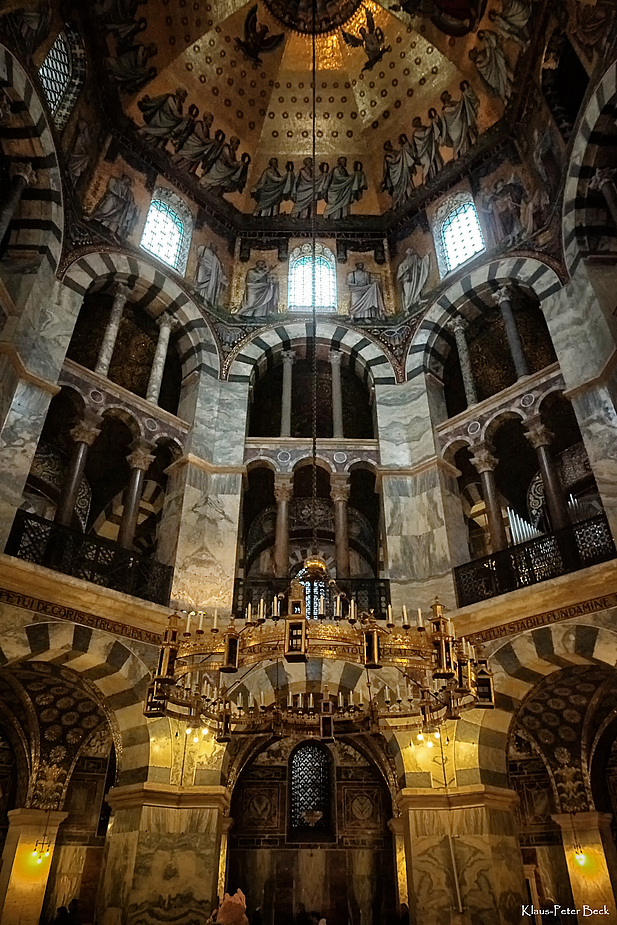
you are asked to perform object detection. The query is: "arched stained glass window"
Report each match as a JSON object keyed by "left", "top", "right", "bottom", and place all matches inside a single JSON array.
[
  {"left": 38, "top": 25, "right": 86, "bottom": 131},
  {"left": 296, "top": 566, "right": 326, "bottom": 618},
  {"left": 140, "top": 189, "right": 192, "bottom": 274},
  {"left": 289, "top": 742, "right": 332, "bottom": 835},
  {"left": 288, "top": 243, "right": 336, "bottom": 312},
  {"left": 433, "top": 193, "right": 485, "bottom": 277}
]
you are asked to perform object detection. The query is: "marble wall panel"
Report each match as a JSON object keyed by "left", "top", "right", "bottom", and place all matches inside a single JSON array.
[
  {"left": 570, "top": 375, "right": 617, "bottom": 541},
  {"left": 179, "top": 373, "right": 250, "bottom": 467},
  {"left": 159, "top": 464, "right": 243, "bottom": 610},
  {"left": 375, "top": 379, "right": 440, "bottom": 469}
]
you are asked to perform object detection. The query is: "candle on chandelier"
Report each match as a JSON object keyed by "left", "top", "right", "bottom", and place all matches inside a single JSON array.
[
  {"left": 248, "top": 691, "right": 255, "bottom": 708},
  {"left": 237, "top": 691, "right": 243, "bottom": 709},
  {"left": 260, "top": 690, "right": 264, "bottom": 706},
  {"left": 396, "top": 685, "right": 402, "bottom": 702},
  {"left": 259, "top": 598, "right": 265, "bottom": 621},
  {"left": 338, "top": 691, "right": 344, "bottom": 708},
  {"left": 335, "top": 595, "right": 341, "bottom": 618},
  {"left": 309, "top": 693, "right": 314, "bottom": 709},
  {"left": 288, "top": 690, "right": 293, "bottom": 708},
  {"left": 417, "top": 608, "right": 424, "bottom": 630},
  {"left": 319, "top": 595, "right": 325, "bottom": 616},
  {"left": 185, "top": 613, "right": 192, "bottom": 634},
  {"left": 402, "top": 605, "right": 410, "bottom": 629},
  {"left": 386, "top": 604, "right": 394, "bottom": 626},
  {"left": 212, "top": 609, "right": 219, "bottom": 631},
  {"left": 198, "top": 612, "right": 204, "bottom": 632},
  {"left": 245, "top": 603, "right": 252, "bottom": 625}
]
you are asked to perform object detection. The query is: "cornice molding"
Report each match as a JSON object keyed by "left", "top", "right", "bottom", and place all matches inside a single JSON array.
[
  {"left": 165, "top": 453, "right": 246, "bottom": 477},
  {"left": 0, "top": 343, "right": 61, "bottom": 396},
  {"left": 397, "top": 785, "right": 518, "bottom": 814},
  {"left": 106, "top": 782, "right": 231, "bottom": 813}
]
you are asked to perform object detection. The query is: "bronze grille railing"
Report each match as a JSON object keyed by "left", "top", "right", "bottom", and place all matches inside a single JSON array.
[
  {"left": 454, "top": 513, "right": 616, "bottom": 607},
  {"left": 233, "top": 576, "right": 391, "bottom": 619},
  {"left": 6, "top": 510, "right": 173, "bottom": 606}
]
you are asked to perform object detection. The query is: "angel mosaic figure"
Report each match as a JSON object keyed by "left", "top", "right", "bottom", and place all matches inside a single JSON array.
[
  {"left": 342, "top": 9, "right": 391, "bottom": 72},
  {"left": 235, "top": 5, "right": 284, "bottom": 67}
]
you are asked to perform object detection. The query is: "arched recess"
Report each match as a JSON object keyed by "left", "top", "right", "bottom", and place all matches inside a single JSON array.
[
  {"left": 405, "top": 256, "right": 564, "bottom": 382},
  {"left": 226, "top": 320, "right": 397, "bottom": 387},
  {"left": 61, "top": 250, "right": 220, "bottom": 381},
  {"left": 458, "top": 622, "right": 617, "bottom": 791},
  {"left": 562, "top": 60, "right": 617, "bottom": 274},
  {"left": 0, "top": 621, "right": 165, "bottom": 786},
  {"left": 0, "top": 43, "right": 64, "bottom": 281}
]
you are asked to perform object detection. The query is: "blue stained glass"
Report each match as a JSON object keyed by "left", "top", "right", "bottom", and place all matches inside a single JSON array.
[{"left": 441, "top": 201, "right": 485, "bottom": 273}]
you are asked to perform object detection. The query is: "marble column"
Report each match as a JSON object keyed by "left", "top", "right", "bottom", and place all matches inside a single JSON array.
[
  {"left": 280, "top": 350, "right": 295, "bottom": 438},
  {"left": 399, "top": 787, "right": 526, "bottom": 925},
  {"left": 494, "top": 286, "right": 529, "bottom": 380},
  {"left": 273, "top": 472, "right": 294, "bottom": 578},
  {"left": 524, "top": 417, "right": 569, "bottom": 531},
  {"left": 330, "top": 472, "right": 350, "bottom": 578},
  {"left": 54, "top": 416, "right": 101, "bottom": 527},
  {"left": 118, "top": 441, "right": 155, "bottom": 550},
  {"left": 0, "top": 161, "right": 36, "bottom": 245},
  {"left": 388, "top": 817, "right": 409, "bottom": 908},
  {"left": 0, "top": 808, "right": 68, "bottom": 925},
  {"left": 470, "top": 443, "right": 508, "bottom": 553},
  {"left": 146, "top": 313, "right": 179, "bottom": 405},
  {"left": 330, "top": 351, "right": 344, "bottom": 438},
  {"left": 450, "top": 317, "right": 477, "bottom": 407},
  {"left": 552, "top": 812, "right": 617, "bottom": 924},
  {"left": 94, "top": 285, "right": 130, "bottom": 377},
  {"left": 98, "top": 784, "right": 229, "bottom": 925},
  {"left": 590, "top": 168, "right": 617, "bottom": 230}
]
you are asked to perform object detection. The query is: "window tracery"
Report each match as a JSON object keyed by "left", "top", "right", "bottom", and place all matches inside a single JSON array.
[
  {"left": 38, "top": 25, "right": 86, "bottom": 131},
  {"left": 433, "top": 192, "right": 485, "bottom": 276},
  {"left": 140, "top": 189, "right": 193, "bottom": 274},
  {"left": 288, "top": 243, "right": 337, "bottom": 313}
]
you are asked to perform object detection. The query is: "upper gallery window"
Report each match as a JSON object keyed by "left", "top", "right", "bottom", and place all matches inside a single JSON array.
[
  {"left": 288, "top": 243, "right": 337, "bottom": 312},
  {"left": 38, "top": 25, "right": 86, "bottom": 131},
  {"left": 434, "top": 193, "right": 485, "bottom": 277},
  {"left": 140, "top": 189, "right": 192, "bottom": 274}
]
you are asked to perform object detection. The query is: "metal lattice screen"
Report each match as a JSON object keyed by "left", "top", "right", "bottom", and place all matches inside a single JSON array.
[
  {"left": 38, "top": 33, "right": 71, "bottom": 115},
  {"left": 290, "top": 743, "right": 331, "bottom": 831}
]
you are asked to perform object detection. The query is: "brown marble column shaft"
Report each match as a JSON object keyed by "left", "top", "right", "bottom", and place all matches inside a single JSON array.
[
  {"left": 118, "top": 441, "right": 155, "bottom": 549},
  {"left": 524, "top": 417, "right": 569, "bottom": 531},
  {"left": 329, "top": 351, "right": 344, "bottom": 438},
  {"left": 494, "top": 286, "right": 529, "bottom": 380},
  {"left": 273, "top": 473, "right": 294, "bottom": 578},
  {"left": 450, "top": 317, "right": 477, "bottom": 407},
  {"left": 280, "top": 351, "right": 295, "bottom": 438},
  {"left": 470, "top": 443, "right": 508, "bottom": 553},
  {"left": 54, "top": 417, "right": 101, "bottom": 527},
  {"left": 330, "top": 473, "right": 351, "bottom": 578}
]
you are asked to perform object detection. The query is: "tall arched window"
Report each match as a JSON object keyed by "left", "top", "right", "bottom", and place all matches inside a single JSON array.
[
  {"left": 38, "top": 25, "right": 86, "bottom": 131},
  {"left": 288, "top": 243, "right": 336, "bottom": 312},
  {"left": 289, "top": 742, "right": 332, "bottom": 837},
  {"left": 433, "top": 192, "right": 485, "bottom": 277},
  {"left": 140, "top": 188, "right": 193, "bottom": 274}
]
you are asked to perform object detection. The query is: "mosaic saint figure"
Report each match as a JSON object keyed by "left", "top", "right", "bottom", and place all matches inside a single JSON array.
[
  {"left": 323, "top": 157, "right": 367, "bottom": 220},
  {"left": 397, "top": 249, "right": 430, "bottom": 313},
  {"left": 106, "top": 42, "right": 157, "bottom": 93},
  {"left": 412, "top": 113, "right": 443, "bottom": 183},
  {"left": 488, "top": 0, "right": 533, "bottom": 47},
  {"left": 201, "top": 137, "right": 250, "bottom": 194},
  {"left": 90, "top": 173, "right": 138, "bottom": 240},
  {"left": 291, "top": 157, "right": 316, "bottom": 219},
  {"left": 173, "top": 113, "right": 215, "bottom": 173},
  {"left": 346, "top": 262, "right": 386, "bottom": 320},
  {"left": 196, "top": 243, "right": 228, "bottom": 307},
  {"left": 440, "top": 81, "right": 480, "bottom": 158},
  {"left": 237, "top": 260, "right": 279, "bottom": 317},
  {"left": 251, "top": 158, "right": 295, "bottom": 216},
  {"left": 380, "top": 137, "right": 415, "bottom": 208},
  {"left": 470, "top": 30, "right": 513, "bottom": 100},
  {"left": 138, "top": 87, "right": 188, "bottom": 147},
  {"left": 68, "top": 120, "right": 91, "bottom": 186}
]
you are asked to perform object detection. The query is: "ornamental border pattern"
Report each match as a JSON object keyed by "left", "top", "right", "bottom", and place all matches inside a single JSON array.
[{"left": 0, "top": 587, "right": 162, "bottom": 646}]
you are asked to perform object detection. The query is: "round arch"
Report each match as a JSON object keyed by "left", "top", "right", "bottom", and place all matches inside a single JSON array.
[
  {"left": 405, "top": 256, "right": 564, "bottom": 381},
  {"left": 226, "top": 321, "right": 398, "bottom": 387},
  {"left": 61, "top": 249, "right": 220, "bottom": 380},
  {"left": 0, "top": 620, "right": 165, "bottom": 786},
  {"left": 460, "top": 622, "right": 617, "bottom": 789},
  {"left": 562, "top": 60, "right": 617, "bottom": 273},
  {"left": 0, "top": 43, "right": 64, "bottom": 274}
]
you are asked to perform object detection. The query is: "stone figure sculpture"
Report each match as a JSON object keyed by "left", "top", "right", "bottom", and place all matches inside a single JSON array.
[
  {"left": 323, "top": 157, "right": 368, "bottom": 220},
  {"left": 90, "top": 174, "right": 138, "bottom": 240},
  {"left": 138, "top": 87, "right": 188, "bottom": 148},
  {"left": 397, "top": 249, "right": 430, "bottom": 313},
  {"left": 196, "top": 243, "right": 228, "bottom": 307},
  {"left": 251, "top": 158, "right": 294, "bottom": 216},
  {"left": 346, "top": 262, "right": 386, "bottom": 320},
  {"left": 237, "top": 261, "right": 279, "bottom": 316},
  {"left": 470, "top": 30, "right": 513, "bottom": 100},
  {"left": 342, "top": 7, "right": 391, "bottom": 71}
]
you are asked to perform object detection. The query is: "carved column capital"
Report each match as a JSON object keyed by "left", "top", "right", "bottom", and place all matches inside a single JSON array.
[
  {"left": 449, "top": 316, "right": 469, "bottom": 335},
  {"left": 274, "top": 473, "right": 294, "bottom": 503},
  {"left": 9, "top": 160, "right": 36, "bottom": 186},
  {"left": 156, "top": 312, "right": 180, "bottom": 332},
  {"left": 493, "top": 286, "right": 513, "bottom": 306},
  {"left": 112, "top": 283, "right": 132, "bottom": 308},
  {"left": 524, "top": 417, "right": 554, "bottom": 450},
  {"left": 69, "top": 420, "right": 101, "bottom": 446},
  {"left": 329, "top": 351, "right": 343, "bottom": 366},
  {"left": 470, "top": 443, "right": 498, "bottom": 474},
  {"left": 127, "top": 441, "right": 156, "bottom": 471},
  {"left": 330, "top": 473, "right": 350, "bottom": 503},
  {"left": 281, "top": 349, "right": 296, "bottom": 365}
]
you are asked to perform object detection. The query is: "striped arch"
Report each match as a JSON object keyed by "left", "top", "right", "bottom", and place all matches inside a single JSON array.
[
  {"left": 61, "top": 250, "right": 220, "bottom": 380},
  {"left": 0, "top": 620, "right": 162, "bottom": 786},
  {"left": 562, "top": 61, "right": 617, "bottom": 275},
  {"left": 226, "top": 320, "right": 397, "bottom": 386},
  {"left": 0, "top": 43, "right": 63, "bottom": 272},
  {"left": 405, "top": 257, "right": 564, "bottom": 381},
  {"left": 464, "top": 622, "right": 617, "bottom": 789}
]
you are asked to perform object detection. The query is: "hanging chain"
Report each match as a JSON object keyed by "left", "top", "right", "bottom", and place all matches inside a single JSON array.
[{"left": 310, "top": 0, "right": 318, "bottom": 555}]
